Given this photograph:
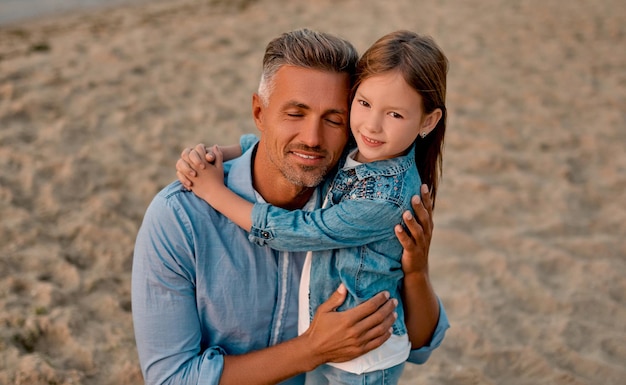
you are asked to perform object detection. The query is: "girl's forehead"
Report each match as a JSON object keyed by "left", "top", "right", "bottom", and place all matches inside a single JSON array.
[
  {"left": 358, "top": 72, "right": 411, "bottom": 92},
  {"left": 362, "top": 69, "right": 406, "bottom": 83}
]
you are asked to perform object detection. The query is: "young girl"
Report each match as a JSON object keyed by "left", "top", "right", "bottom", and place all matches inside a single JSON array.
[{"left": 178, "top": 30, "right": 448, "bottom": 384}]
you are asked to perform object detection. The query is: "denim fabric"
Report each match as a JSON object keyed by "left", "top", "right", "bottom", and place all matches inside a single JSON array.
[
  {"left": 132, "top": 146, "right": 310, "bottom": 385},
  {"left": 306, "top": 362, "right": 405, "bottom": 385},
  {"left": 133, "top": 137, "right": 449, "bottom": 385},
  {"left": 249, "top": 146, "right": 421, "bottom": 336}
]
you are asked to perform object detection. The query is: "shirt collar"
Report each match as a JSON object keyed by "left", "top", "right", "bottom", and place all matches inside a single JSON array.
[{"left": 226, "top": 144, "right": 319, "bottom": 210}]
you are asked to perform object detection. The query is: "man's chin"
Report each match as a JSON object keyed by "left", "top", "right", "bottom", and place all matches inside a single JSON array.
[{"left": 283, "top": 167, "right": 327, "bottom": 188}]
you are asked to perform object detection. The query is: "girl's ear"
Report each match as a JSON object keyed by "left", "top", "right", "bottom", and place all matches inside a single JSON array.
[{"left": 420, "top": 108, "right": 443, "bottom": 136}]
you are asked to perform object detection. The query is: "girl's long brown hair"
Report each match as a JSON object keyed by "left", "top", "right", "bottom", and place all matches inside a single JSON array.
[{"left": 352, "top": 30, "right": 448, "bottom": 206}]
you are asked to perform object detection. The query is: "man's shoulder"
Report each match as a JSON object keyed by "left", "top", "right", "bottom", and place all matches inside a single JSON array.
[
  {"left": 149, "top": 181, "right": 192, "bottom": 207},
  {"left": 146, "top": 181, "right": 210, "bottom": 218},
  {"left": 156, "top": 180, "right": 189, "bottom": 200},
  {"left": 141, "top": 181, "right": 227, "bottom": 240}
]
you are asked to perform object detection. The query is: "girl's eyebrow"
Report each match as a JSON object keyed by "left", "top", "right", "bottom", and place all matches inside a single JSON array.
[{"left": 354, "top": 91, "right": 412, "bottom": 114}]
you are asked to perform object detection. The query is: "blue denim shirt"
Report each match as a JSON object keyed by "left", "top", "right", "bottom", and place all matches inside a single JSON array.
[
  {"left": 132, "top": 137, "right": 449, "bottom": 385},
  {"left": 250, "top": 145, "right": 426, "bottom": 337}
]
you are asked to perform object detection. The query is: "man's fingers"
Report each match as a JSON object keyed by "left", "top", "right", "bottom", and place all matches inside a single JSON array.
[
  {"left": 404, "top": 207, "right": 425, "bottom": 241},
  {"left": 358, "top": 308, "right": 396, "bottom": 350},
  {"left": 395, "top": 222, "right": 417, "bottom": 250},
  {"left": 411, "top": 187, "right": 433, "bottom": 239},
  {"left": 355, "top": 296, "right": 397, "bottom": 334},
  {"left": 317, "top": 284, "right": 348, "bottom": 313},
  {"left": 306, "top": 288, "right": 396, "bottom": 364},
  {"left": 361, "top": 330, "right": 393, "bottom": 354},
  {"left": 340, "top": 291, "right": 395, "bottom": 340},
  {"left": 420, "top": 184, "right": 433, "bottom": 211},
  {"left": 345, "top": 290, "right": 390, "bottom": 321},
  {"left": 420, "top": 184, "right": 434, "bottom": 227},
  {"left": 343, "top": 297, "right": 396, "bottom": 355}
]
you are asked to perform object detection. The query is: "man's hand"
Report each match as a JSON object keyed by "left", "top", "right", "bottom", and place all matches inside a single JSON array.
[
  {"left": 394, "top": 184, "right": 440, "bottom": 348},
  {"left": 301, "top": 284, "right": 397, "bottom": 369},
  {"left": 220, "top": 285, "right": 396, "bottom": 384},
  {"left": 395, "top": 184, "right": 434, "bottom": 276}
]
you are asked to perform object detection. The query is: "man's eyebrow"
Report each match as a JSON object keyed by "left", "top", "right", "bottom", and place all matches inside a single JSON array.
[
  {"left": 283, "top": 100, "right": 347, "bottom": 116},
  {"left": 284, "top": 100, "right": 310, "bottom": 110},
  {"left": 326, "top": 108, "right": 348, "bottom": 116}
]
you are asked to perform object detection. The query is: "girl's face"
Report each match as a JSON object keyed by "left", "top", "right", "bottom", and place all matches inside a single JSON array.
[{"left": 350, "top": 71, "right": 429, "bottom": 163}]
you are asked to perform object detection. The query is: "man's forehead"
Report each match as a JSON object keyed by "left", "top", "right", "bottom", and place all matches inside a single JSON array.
[
  {"left": 274, "top": 65, "right": 350, "bottom": 88},
  {"left": 271, "top": 66, "right": 350, "bottom": 112}
]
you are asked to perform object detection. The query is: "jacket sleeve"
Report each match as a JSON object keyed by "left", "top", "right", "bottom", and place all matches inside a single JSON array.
[
  {"left": 131, "top": 191, "right": 224, "bottom": 385},
  {"left": 249, "top": 197, "right": 403, "bottom": 251},
  {"left": 239, "top": 133, "right": 259, "bottom": 153},
  {"left": 406, "top": 297, "right": 450, "bottom": 364},
  {"left": 224, "top": 134, "right": 258, "bottom": 175}
]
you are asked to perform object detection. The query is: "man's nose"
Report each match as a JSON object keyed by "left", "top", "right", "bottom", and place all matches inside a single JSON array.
[{"left": 300, "top": 118, "right": 324, "bottom": 147}]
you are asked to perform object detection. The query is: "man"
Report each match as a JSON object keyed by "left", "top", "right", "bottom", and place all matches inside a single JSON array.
[{"left": 132, "top": 28, "right": 448, "bottom": 385}]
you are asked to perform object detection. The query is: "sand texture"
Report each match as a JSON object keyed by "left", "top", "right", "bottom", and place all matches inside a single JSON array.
[{"left": 1, "top": 0, "right": 625, "bottom": 384}]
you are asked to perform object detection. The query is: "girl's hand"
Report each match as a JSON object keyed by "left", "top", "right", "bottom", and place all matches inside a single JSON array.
[
  {"left": 176, "top": 144, "right": 217, "bottom": 189},
  {"left": 188, "top": 145, "right": 226, "bottom": 201}
]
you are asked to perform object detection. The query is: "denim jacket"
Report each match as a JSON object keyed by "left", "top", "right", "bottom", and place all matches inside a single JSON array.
[{"left": 250, "top": 145, "right": 422, "bottom": 336}]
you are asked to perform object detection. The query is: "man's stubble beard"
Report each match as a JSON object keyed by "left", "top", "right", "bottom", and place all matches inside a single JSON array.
[
  {"left": 266, "top": 144, "right": 328, "bottom": 188},
  {"left": 284, "top": 163, "right": 328, "bottom": 188}
]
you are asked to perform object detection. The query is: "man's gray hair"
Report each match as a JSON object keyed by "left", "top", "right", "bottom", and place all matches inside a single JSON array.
[{"left": 257, "top": 28, "right": 359, "bottom": 106}]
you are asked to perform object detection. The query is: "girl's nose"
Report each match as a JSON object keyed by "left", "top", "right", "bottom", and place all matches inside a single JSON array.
[{"left": 364, "top": 115, "right": 382, "bottom": 133}]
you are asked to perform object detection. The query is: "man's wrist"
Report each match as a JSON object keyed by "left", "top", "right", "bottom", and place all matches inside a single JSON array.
[
  {"left": 294, "top": 331, "right": 326, "bottom": 372},
  {"left": 404, "top": 270, "right": 431, "bottom": 286}
]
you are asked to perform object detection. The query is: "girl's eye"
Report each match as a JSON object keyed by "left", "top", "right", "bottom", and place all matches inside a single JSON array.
[
  {"left": 358, "top": 100, "right": 370, "bottom": 108},
  {"left": 389, "top": 112, "right": 403, "bottom": 119}
]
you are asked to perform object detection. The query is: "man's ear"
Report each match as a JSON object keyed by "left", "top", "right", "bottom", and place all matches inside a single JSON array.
[
  {"left": 252, "top": 93, "right": 265, "bottom": 132},
  {"left": 420, "top": 108, "right": 443, "bottom": 136}
]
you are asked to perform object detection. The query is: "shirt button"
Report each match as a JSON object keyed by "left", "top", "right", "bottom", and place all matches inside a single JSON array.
[{"left": 262, "top": 231, "right": 270, "bottom": 239}]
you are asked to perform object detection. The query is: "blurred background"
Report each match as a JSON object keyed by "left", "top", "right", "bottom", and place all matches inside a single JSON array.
[{"left": 0, "top": 0, "right": 624, "bottom": 384}]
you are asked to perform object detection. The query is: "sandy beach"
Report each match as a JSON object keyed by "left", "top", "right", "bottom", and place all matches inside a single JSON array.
[{"left": 1, "top": 0, "right": 625, "bottom": 384}]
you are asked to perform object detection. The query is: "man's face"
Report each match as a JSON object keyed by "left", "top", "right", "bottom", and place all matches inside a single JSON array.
[{"left": 254, "top": 65, "right": 351, "bottom": 188}]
